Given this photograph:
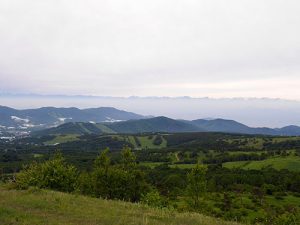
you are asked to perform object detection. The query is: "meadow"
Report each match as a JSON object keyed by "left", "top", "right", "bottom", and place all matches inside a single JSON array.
[
  {"left": 0, "top": 186, "right": 241, "bottom": 225},
  {"left": 223, "top": 155, "right": 300, "bottom": 172}
]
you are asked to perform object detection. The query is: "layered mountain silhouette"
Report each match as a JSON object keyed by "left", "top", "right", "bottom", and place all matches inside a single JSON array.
[
  {"left": 0, "top": 106, "right": 146, "bottom": 132},
  {"left": 34, "top": 117, "right": 300, "bottom": 137},
  {"left": 1, "top": 106, "right": 300, "bottom": 136}
]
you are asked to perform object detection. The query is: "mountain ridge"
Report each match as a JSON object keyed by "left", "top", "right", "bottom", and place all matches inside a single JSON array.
[
  {"left": 1, "top": 106, "right": 300, "bottom": 137},
  {"left": 33, "top": 117, "right": 300, "bottom": 137},
  {"left": 0, "top": 106, "right": 146, "bottom": 135}
]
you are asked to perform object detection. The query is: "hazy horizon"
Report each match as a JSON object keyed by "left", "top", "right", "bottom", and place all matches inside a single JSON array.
[
  {"left": 1, "top": 94, "right": 300, "bottom": 128},
  {"left": 1, "top": 1, "right": 300, "bottom": 127}
]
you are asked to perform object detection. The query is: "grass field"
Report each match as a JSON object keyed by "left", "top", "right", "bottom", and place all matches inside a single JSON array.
[
  {"left": 126, "top": 135, "right": 167, "bottom": 150},
  {"left": 44, "top": 134, "right": 79, "bottom": 145},
  {"left": 94, "top": 124, "right": 116, "bottom": 133},
  {"left": 0, "top": 186, "right": 241, "bottom": 225},
  {"left": 225, "top": 137, "right": 265, "bottom": 149},
  {"left": 223, "top": 155, "right": 300, "bottom": 172},
  {"left": 225, "top": 136, "right": 300, "bottom": 150},
  {"left": 169, "top": 164, "right": 198, "bottom": 169},
  {"left": 227, "top": 151, "right": 267, "bottom": 156},
  {"left": 139, "top": 162, "right": 197, "bottom": 169},
  {"left": 272, "top": 136, "right": 300, "bottom": 143},
  {"left": 139, "top": 135, "right": 167, "bottom": 149},
  {"left": 139, "top": 162, "right": 164, "bottom": 168},
  {"left": 140, "top": 154, "right": 300, "bottom": 171}
]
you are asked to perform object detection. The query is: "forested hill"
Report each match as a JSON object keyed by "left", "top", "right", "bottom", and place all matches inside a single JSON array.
[
  {"left": 33, "top": 116, "right": 300, "bottom": 136},
  {"left": 0, "top": 106, "right": 146, "bottom": 133}
]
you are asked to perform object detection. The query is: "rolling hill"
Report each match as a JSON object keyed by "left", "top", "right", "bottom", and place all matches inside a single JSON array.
[
  {"left": 191, "top": 119, "right": 252, "bottom": 134},
  {"left": 107, "top": 116, "right": 202, "bottom": 133},
  {"left": 35, "top": 122, "right": 116, "bottom": 136},
  {"left": 33, "top": 116, "right": 300, "bottom": 136},
  {"left": 2, "top": 105, "right": 300, "bottom": 136},
  {"left": 190, "top": 119, "right": 300, "bottom": 136},
  {"left": 33, "top": 117, "right": 201, "bottom": 136},
  {"left": 0, "top": 106, "right": 146, "bottom": 134}
]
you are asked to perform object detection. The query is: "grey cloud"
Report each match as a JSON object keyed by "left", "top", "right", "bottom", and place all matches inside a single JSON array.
[{"left": 0, "top": 0, "right": 299, "bottom": 97}]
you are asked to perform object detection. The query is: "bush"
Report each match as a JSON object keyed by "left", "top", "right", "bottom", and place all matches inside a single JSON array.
[
  {"left": 14, "top": 162, "right": 41, "bottom": 189},
  {"left": 76, "top": 172, "right": 93, "bottom": 195},
  {"left": 141, "top": 189, "right": 164, "bottom": 208},
  {"left": 16, "top": 152, "right": 78, "bottom": 192}
]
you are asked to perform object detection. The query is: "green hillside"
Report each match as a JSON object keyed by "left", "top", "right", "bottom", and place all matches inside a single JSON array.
[
  {"left": 125, "top": 135, "right": 167, "bottom": 149},
  {"left": 0, "top": 186, "right": 240, "bottom": 225},
  {"left": 107, "top": 116, "right": 201, "bottom": 133},
  {"left": 223, "top": 155, "right": 300, "bottom": 172},
  {"left": 34, "top": 117, "right": 202, "bottom": 136},
  {"left": 34, "top": 122, "right": 114, "bottom": 136},
  {"left": 31, "top": 116, "right": 300, "bottom": 137},
  {"left": 44, "top": 134, "right": 80, "bottom": 145}
]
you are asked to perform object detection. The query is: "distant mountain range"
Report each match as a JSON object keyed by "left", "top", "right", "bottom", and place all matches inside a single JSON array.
[
  {"left": 0, "top": 106, "right": 146, "bottom": 135},
  {"left": 1, "top": 106, "right": 300, "bottom": 137},
  {"left": 2, "top": 94, "right": 300, "bottom": 127},
  {"left": 34, "top": 117, "right": 300, "bottom": 137}
]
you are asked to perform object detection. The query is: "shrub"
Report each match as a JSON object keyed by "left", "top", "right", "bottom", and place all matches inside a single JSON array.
[
  {"left": 16, "top": 152, "right": 78, "bottom": 192},
  {"left": 14, "top": 162, "right": 41, "bottom": 190},
  {"left": 76, "top": 172, "right": 93, "bottom": 195},
  {"left": 141, "top": 189, "right": 164, "bottom": 208}
]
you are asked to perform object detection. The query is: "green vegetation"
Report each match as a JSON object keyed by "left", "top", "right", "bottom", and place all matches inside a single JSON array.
[
  {"left": 44, "top": 134, "right": 79, "bottom": 145},
  {"left": 223, "top": 156, "right": 300, "bottom": 172},
  {"left": 15, "top": 152, "right": 77, "bottom": 192},
  {"left": 169, "top": 164, "right": 198, "bottom": 169},
  {"left": 272, "top": 136, "right": 300, "bottom": 143},
  {"left": 131, "top": 135, "right": 167, "bottom": 150},
  {"left": 139, "top": 162, "right": 164, "bottom": 168},
  {"left": 3, "top": 147, "right": 299, "bottom": 225},
  {"left": 94, "top": 124, "right": 116, "bottom": 133},
  {"left": 30, "top": 116, "right": 300, "bottom": 137},
  {"left": 35, "top": 122, "right": 113, "bottom": 136},
  {"left": 2, "top": 132, "right": 300, "bottom": 224},
  {"left": 186, "top": 164, "right": 207, "bottom": 209},
  {"left": 0, "top": 186, "right": 241, "bottom": 225}
]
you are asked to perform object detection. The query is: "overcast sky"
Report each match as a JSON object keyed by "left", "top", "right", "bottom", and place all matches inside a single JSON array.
[{"left": 0, "top": 0, "right": 300, "bottom": 99}]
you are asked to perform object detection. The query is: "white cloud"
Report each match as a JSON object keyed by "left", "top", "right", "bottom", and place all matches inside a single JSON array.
[{"left": 0, "top": 0, "right": 299, "bottom": 99}]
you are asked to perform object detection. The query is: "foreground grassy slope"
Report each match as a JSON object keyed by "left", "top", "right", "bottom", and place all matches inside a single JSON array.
[{"left": 0, "top": 187, "right": 240, "bottom": 225}]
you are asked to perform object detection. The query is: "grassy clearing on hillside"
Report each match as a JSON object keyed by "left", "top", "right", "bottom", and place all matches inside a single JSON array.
[
  {"left": 169, "top": 164, "right": 198, "bottom": 169},
  {"left": 272, "top": 136, "right": 300, "bottom": 143},
  {"left": 0, "top": 186, "right": 241, "bottom": 225},
  {"left": 227, "top": 151, "right": 267, "bottom": 156},
  {"left": 139, "top": 162, "right": 164, "bottom": 168},
  {"left": 225, "top": 138, "right": 265, "bottom": 150},
  {"left": 138, "top": 136, "right": 167, "bottom": 149},
  {"left": 95, "top": 124, "right": 116, "bottom": 133},
  {"left": 223, "top": 156, "right": 300, "bottom": 172},
  {"left": 225, "top": 136, "right": 300, "bottom": 150},
  {"left": 140, "top": 154, "right": 300, "bottom": 171},
  {"left": 44, "top": 134, "right": 79, "bottom": 145},
  {"left": 125, "top": 135, "right": 167, "bottom": 150}
]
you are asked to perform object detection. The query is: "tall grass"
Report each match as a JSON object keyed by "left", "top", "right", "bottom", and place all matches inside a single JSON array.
[{"left": 0, "top": 186, "right": 241, "bottom": 225}]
